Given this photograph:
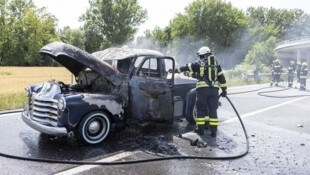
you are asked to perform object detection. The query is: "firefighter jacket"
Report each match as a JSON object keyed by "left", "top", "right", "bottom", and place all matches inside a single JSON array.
[
  {"left": 300, "top": 66, "right": 309, "bottom": 79},
  {"left": 175, "top": 56, "right": 227, "bottom": 92},
  {"left": 272, "top": 63, "right": 282, "bottom": 75},
  {"left": 287, "top": 64, "right": 295, "bottom": 74}
]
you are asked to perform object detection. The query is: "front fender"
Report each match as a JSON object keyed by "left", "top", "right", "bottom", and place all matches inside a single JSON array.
[{"left": 60, "top": 94, "right": 125, "bottom": 131}]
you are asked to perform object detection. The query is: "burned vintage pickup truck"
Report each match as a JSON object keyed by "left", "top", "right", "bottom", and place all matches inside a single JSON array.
[{"left": 22, "top": 42, "right": 197, "bottom": 145}]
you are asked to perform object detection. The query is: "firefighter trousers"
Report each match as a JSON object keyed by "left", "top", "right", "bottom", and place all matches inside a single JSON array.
[{"left": 196, "top": 87, "right": 219, "bottom": 135}]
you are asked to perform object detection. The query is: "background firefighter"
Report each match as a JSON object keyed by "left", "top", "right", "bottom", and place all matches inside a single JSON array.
[
  {"left": 287, "top": 61, "right": 295, "bottom": 87},
  {"left": 270, "top": 59, "right": 282, "bottom": 86},
  {"left": 173, "top": 46, "right": 227, "bottom": 137},
  {"left": 296, "top": 62, "right": 302, "bottom": 86},
  {"left": 299, "top": 62, "right": 308, "bottom": 91}
]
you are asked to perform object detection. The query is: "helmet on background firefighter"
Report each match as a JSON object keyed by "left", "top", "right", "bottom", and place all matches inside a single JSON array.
[
  {"left": 302, "top": 62, "right": 307, "bottom": 67},
  {"left": 274, "top": 59, "right": 280, "bottom": 64},
  {"left": 297, "top": 62, "right": 301, "bottom": 65},
  {"left": 290, "top": 61, "right": 294, "bottom": 65},
  {"left": 197, "top": 46, "right": 212, "bottom": 62}
]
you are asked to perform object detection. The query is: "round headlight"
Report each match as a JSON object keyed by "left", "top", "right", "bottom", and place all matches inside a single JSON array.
[
  {"left": 57, "top": 97, "right": 66, "bottom": 111},
  {"left": 25, "top": 87, "right": 31, "bottom": 97}
]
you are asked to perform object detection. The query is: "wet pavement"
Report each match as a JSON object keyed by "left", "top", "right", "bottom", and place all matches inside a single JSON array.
[{"left": 0, "top": 83, "right": 310, "bottom": 175}]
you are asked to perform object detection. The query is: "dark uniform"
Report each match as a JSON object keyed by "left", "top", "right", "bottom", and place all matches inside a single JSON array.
[
  {"left": 253, "top": 65, "right": 260, "bottom": 83},
  {"left": 271, "top": 60, "right": 282, "bottom": 86},
  {"left": 296, "top": 62, "right": 302, "bottom": 84},
  {"left": 175, "top": 47, "right": 227, "bottom": 137},
  {"left": 287, "top": 61, "right": 295, "bottom": 87},
  {"left": 300, "top": 62, "right": 308, "bottom": 91}
]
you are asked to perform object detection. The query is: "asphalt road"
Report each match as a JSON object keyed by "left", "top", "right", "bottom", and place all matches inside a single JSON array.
[{"left": 0, "top": 82, "right": 309, "bottom": 175}]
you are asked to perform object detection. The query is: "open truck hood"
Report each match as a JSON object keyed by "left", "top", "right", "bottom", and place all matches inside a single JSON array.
[{"left": 39, "top": 42, "right": 125, "bottom": 86}]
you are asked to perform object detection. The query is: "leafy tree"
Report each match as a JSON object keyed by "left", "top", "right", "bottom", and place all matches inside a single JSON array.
[
  {"left": 171, "top": 0, "right": 247, "bottom": 47},
  {"left": 80, "top": 0, "right": 147, "bottom": 52},
  {"left": 168, "top": 0, "right": 248, "bottom": 65},
  {"left": 59, "top": 26, "right": 85, "bottom": 49},
  {"left": 150, "top": 26, "right": 172, "bottom": 49},
  {"left": 244, "top": 36, "right": 278, "bottom": 66},
  {"left": 0, "top": 0, "right": 57, "bottom": 66},
  {"left": 240, "top": 6, "right": 306, "bottom": 69},
  {"left": 246, "top": 7, "right": 305, "bottom": 38},
  {"left": 0, "top": 0, "right": 10, "bottom": 65},
  {"left": 282, "top": 13, "right": 310, "bottom": 39},
  {"left": 23, "top": 7, "right": 58, "bottom": 65}
]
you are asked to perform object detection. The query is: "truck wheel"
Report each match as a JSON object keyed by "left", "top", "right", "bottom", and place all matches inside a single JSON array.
[
  {"left": 77, "top": 111, "right": 111, "bottom": 145},
  {"left": 186, "top": 102, "right": 197, "bottom": 124}
]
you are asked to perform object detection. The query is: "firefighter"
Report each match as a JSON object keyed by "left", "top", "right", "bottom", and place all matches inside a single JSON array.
[
  {"left": 174, "top": 46, "right": 227, "bottom": 137},
  {"left": 296, "top": 62, "right": 302, "bottom": 86},
  {"left": 253, "top": 64, "right": 260, "bottom": 83},
  {"left": 299, "top": 62, "right": 308, "bottom": 91},
  {"left": 287, "top": 61, "right": 295, "bottom": 87},
  {"left": 270, "top": 59, "right": 282, "bottom": 86}
]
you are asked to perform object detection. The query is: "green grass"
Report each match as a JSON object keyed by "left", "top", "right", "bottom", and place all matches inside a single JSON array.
[
  {"left": 0, "top": 71, "right": 12, "bottom": 75},
  {"left": 0, "top": 93, "right": 27, "bottom": 110},
  {"left": 227, "top": 77, "right": 271, "bottom": 87}
]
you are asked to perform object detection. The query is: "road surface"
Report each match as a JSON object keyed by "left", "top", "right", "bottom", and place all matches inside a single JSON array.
[{"left": 0, "top": 83, "right": 309, "bottom": 175}]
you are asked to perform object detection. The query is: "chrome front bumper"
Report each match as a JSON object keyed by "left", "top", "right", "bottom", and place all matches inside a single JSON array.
[{"left": 22, "top": 106, "right": 67, "bottom": 136}]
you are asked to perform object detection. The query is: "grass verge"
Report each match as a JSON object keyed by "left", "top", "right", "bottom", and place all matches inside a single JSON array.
[
  {"left": 0, "top": 66, "right": 272, "bottom": 111},
  {"left": 0, "top": 93, "right": 27, "bottom": 110}
]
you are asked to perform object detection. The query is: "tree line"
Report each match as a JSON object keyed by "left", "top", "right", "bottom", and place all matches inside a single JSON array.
[{"left": 1, "top": 0, "right": 310, "bottom": 69}]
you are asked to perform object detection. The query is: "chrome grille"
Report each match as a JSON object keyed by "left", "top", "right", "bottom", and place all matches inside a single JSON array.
[{"left": 30, "top": 97, "right": 59, "bottom": 126}]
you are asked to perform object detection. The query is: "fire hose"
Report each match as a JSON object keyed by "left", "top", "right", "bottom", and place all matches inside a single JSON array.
[{"left": 0, "top": 95, "right": 249, "bottom": 165}]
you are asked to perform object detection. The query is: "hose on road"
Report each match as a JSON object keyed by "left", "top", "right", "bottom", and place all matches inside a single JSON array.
[{"left": 0, "top": 96, "right": 249, "bottom": 165}]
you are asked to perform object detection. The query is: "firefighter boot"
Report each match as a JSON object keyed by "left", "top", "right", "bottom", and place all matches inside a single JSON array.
[
  {"left": 205, "top": 124, "right": 209, "bottom": 130},
  {"left": 194, "top": 126, "right": 204, "bottom": 135},
  {"left": 270, "top": 82, "right": 273, "bottom": 87},
  {"left": 210, "top": 126, "right": 217, "bottom": 137}
]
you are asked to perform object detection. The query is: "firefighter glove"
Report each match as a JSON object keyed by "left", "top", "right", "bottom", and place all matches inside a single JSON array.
[
  {"left": 174, "top": 67, "right": 181, "bottom": 73},
  {"left": 220, "top": 88, "right": 227, "bottom": 97}
]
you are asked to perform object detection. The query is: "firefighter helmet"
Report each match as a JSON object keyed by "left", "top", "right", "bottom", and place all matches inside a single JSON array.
[
  {"left": 302, "top": 62, "right": 307, "bottom": 67},
  {"left": 197, "top": 46, "right": 211, "bottom": 56},
  {"left": 274, "top": 59, "right": 280, "bottom": 64},
  {"left": 290, "top": 61, "right": 294, "bottom": 65},
  {"left": 297, "top": 62, "right": 301, "bottom": 65}
]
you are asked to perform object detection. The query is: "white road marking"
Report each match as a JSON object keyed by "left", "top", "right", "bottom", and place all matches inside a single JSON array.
[
  {"left": 222, "top": 96, "right": 309, "bottom": 124},
  {"left": 0, "top": 112, "right": 20, "bottom": 118},
  {"left": 54, "top": 151, "right": 136, "bottom": 175}
]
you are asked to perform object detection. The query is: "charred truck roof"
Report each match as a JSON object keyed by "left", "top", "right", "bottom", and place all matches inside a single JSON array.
[{"left": 92, "top": 47, "right": 163, "bottom": 61}]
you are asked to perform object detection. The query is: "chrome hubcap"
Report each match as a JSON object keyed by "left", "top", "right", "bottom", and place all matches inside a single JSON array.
[{"left": 88, "top": 121, "right": 100, "bottom": 134}]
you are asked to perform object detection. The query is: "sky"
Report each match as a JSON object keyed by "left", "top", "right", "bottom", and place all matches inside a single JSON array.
[{"left": 32, "top": 0, "right": 310, "bottom": 37}]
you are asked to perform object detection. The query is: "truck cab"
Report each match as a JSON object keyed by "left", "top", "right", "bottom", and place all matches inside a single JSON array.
[{"left": 22, "top": 42, "right": 197, "bottom": 145}]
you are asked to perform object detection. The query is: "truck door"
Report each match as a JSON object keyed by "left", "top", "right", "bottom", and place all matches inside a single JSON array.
[{"left": 129, "top": 56, "right": 175, "bottom": 123}]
